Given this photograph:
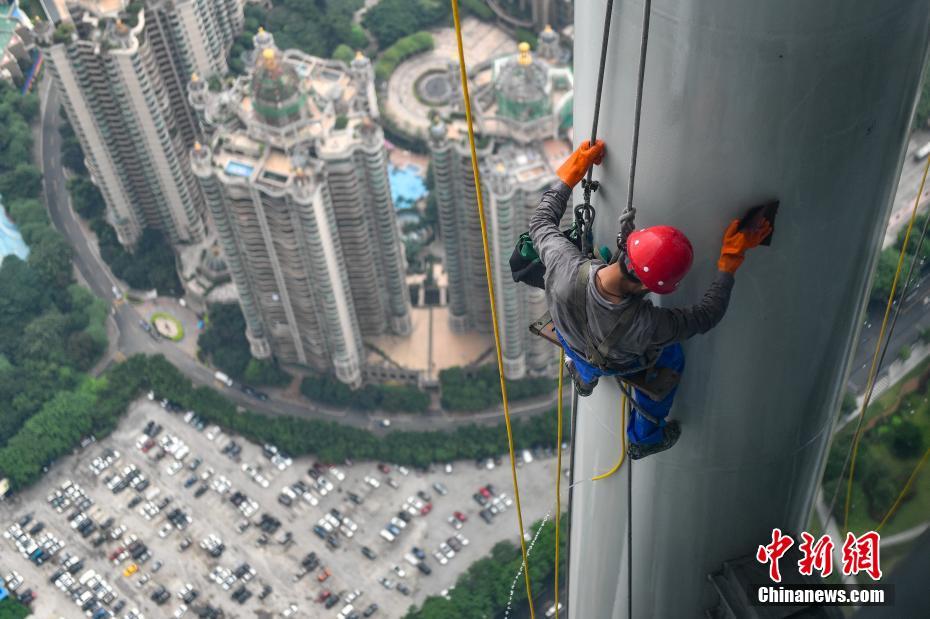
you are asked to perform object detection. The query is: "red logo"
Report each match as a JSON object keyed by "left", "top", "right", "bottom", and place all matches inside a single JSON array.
[
  {"left": 756, "top": 528, "right": 794, "bottom": 582},
  {"left": 756, "top": 529, "right": 882, "bottom": 581},
  {"left": 798, "top": 532, "right": 834, "bottom": 577},
  {"left": 841, "top": 531, "right": 882, "bottom": 581}
]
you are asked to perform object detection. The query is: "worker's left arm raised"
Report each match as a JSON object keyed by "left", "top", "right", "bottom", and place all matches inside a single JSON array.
[
  {"left": 645, "top": 218, "right": 771, "bottom": 345},
  {"left": 644, "top": 271, "right": 736, "bottom": 346}
]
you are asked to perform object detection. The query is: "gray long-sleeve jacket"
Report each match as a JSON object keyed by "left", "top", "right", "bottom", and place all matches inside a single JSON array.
[{"left": 528, "top": 182, "right": 735, "bottom": 370}]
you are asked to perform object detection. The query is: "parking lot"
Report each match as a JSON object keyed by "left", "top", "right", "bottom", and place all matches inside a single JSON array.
[{"left": 0, "top": 398, "right": 565, "bottom": 618}]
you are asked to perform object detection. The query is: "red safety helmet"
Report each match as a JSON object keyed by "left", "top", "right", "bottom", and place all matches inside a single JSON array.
[{"left": 625, "top": 226, "right": 693, "bottom": 294}]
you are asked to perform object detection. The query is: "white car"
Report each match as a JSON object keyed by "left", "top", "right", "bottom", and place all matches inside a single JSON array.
[
  {"left": 282, "top": 604, "right": 299, "bottom": 617},
  {"left": 379, "top": 529, "right": 395, "bottom": 543},
  {"left": 397, "top": 466, "right": 410, "bottom": 476},
  {"left": 364, "top": 476, "right": 380, "bottom": 489},
  {"left": 444, "top": 463, "right": 453, "bottom": 474},
  {"left": 440, "top": 542, "right": 455, "bottom": 558},
  {"left": 433, "top": 550, "right": 448, "bottom": 566},
  {"left": 392, "top": 565, "right": 406, "bottom": 578},
  {"left": 330, "top": 467, "right": 346, "bottom": 481},
  {"left": 455, "top": 532, "right": 470, "bottom": 546}
]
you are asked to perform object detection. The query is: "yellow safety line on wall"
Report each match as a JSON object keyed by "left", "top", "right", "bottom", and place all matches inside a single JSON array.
[
  {"left": 592, "top": 392, "right": 628, "bottom": 481},
  {"left": 877, "top": 446, "right": 930, "bottom": 531},
  {"left": 843, "top": 154, "right": 930, "bottom": 532},
  {"left": 449, "top": 1, "right": 535, "bottom": 614},
  {"left": 554, "top": 351, "right": 564, "bottom": 618}
]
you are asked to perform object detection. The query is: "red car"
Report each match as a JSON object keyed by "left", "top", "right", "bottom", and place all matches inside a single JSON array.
[
  {"left": 454, "top": 511, "right": 468, "bottom": 522},
  {"left": 479, "top": 487, "right": 491, "bottom": 498},
  {"left": 317, "top": 590, "right": 331, "bottom": 602},
  {"left": 378, "top": 463, "right": 391, "bottom": 474},
  {"left": 421, "top": 503, "right": 433, "bottom": 516}
]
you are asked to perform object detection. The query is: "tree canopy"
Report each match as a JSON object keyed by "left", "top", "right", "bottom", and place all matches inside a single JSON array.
[
  {"left": 440, "top": 365, "right": 555, "bottom": 412},
  {"left": 230, "top": 0, "right": 367, "bottom": 74},
  {"left": 363, "top": 0, "right": 448, "bottom": 50},
  {"left": 199, "top": 303, "right": 290, "bottom": 386},
  {"left": 0, "top": 88, "right": 107, "bottom": 452}
]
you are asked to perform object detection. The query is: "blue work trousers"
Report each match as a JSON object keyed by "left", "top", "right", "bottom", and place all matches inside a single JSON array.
[{"left": 557, "top": 334, "right": 684, "bottom": 446}]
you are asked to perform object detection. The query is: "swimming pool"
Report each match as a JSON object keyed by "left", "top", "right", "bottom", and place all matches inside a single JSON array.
[
  {"left": 388, "top": 164, "right": 427, "bottom": 210},
  {"left": 225, "top": 161, "right": 254, "bottom": 178},
  {"left": 0, "top": 203, "right": 29, "bottom": 263}
]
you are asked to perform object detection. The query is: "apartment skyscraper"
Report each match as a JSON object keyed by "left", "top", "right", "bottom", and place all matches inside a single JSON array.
[
  {"left": 37, "top": 0, "right": 243, "bottom": 247},
  {"left": 146, "top": 0, "right": 243, "bottom": 146},
  {"left": 429, "top": 38, "right": 572, "bottom": 378},
  {"left": 190, "top": 34, "right": 411, "bottom": 386}
]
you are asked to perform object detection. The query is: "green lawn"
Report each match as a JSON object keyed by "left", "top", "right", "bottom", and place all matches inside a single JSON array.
[
  {"left": 838, "top": 358, "right": 930, "bottom": 536},
  {"left": 150, "top": 312, "right": 184, "bottom": 342}
]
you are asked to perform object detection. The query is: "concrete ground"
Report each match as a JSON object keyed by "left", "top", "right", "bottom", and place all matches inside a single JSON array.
[{"left": 0, "top": 400, "right": 566, "bottom": 618}]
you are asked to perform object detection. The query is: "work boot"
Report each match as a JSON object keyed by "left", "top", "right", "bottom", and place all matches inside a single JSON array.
[
  {"left": 565, "top": 358, "right": 598, "bottom": 397},
  {"left": 627, "top": 420, "right": 681, "bottom": 460}
]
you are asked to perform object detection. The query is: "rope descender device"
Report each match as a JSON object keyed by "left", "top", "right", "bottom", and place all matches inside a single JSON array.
[{"left": 574, "top": 177, "right": 600, "bottom": 258}]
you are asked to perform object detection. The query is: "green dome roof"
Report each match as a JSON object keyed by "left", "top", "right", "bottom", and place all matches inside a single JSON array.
[
  {"left": 495, "top": 43, "right": 552, "bottom": 122},
  {"left": 251, "top": 48, "right": 305, "bottom": 126}
]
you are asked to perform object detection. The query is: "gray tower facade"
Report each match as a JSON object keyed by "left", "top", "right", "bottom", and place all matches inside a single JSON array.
[{"left": 568, "top": 1, "right": 930, "bottom": 617}]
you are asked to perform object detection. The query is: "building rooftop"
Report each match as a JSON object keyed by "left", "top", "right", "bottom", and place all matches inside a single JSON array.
[
  {"left": 0, "top": 14, "right": 17, "bottom": 52},
  {"left": 197, "top": 33, "right": 379, "bottom": 192}
]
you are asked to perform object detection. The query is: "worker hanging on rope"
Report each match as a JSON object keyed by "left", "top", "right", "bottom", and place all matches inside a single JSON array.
[{"left": 527, "top": 140, "right": 772, "bottom": 459}]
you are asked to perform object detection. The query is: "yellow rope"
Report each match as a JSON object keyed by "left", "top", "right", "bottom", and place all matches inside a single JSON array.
[
  {"left": 592, "top": 391, "right": 628, "bottom": 481},
  {"left": 877, "top": 446, "right": 930, "bottom": 532},
  {"left": 843, "top": 153, "right": 930, "bottom": 532},
  {"left": 554, "top": 351, "right": 564, "bottom": 618},
  {"left": 449, "top": 1, "right": 534, "bottom": 613}
]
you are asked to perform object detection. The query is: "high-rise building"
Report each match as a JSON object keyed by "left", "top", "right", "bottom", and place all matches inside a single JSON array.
[
  {"left": 429, "top": 36, "right": 572, "bottom": 378},
  {"left": 190, "top": 35, "right": 412, "bottom": 386},
  {"left": 492, "top": 0, "right": 574, "bottom": 31},
  {"left": 145, "top": 0, "right": 243, "bottom": 146},
  {"left": 36, "top": 0, "right": 243, "bottom": 247}
]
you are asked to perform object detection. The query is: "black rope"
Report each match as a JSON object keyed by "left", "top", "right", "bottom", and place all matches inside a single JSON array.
[
  {"left": 574, "top": 0, "right": 616, "bottom": 258},
  {"left": 618, "top": 0, "right": 653, "bottom": 253},
  {"left": 825, "top": 206, "right": 930, "bottom": 518}
]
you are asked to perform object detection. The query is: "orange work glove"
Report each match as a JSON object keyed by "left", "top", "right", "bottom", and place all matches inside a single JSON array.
[
  {"left": 717, "top": 219, "right": 773, "bottom": 273},
  {"left": 557, "top": 139, "right": 606, "bottom": 188}
]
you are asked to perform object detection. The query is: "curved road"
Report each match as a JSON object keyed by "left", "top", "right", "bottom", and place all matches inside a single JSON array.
[{"left": 38, "top": 81, "right": 566, "bottom": 433}]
